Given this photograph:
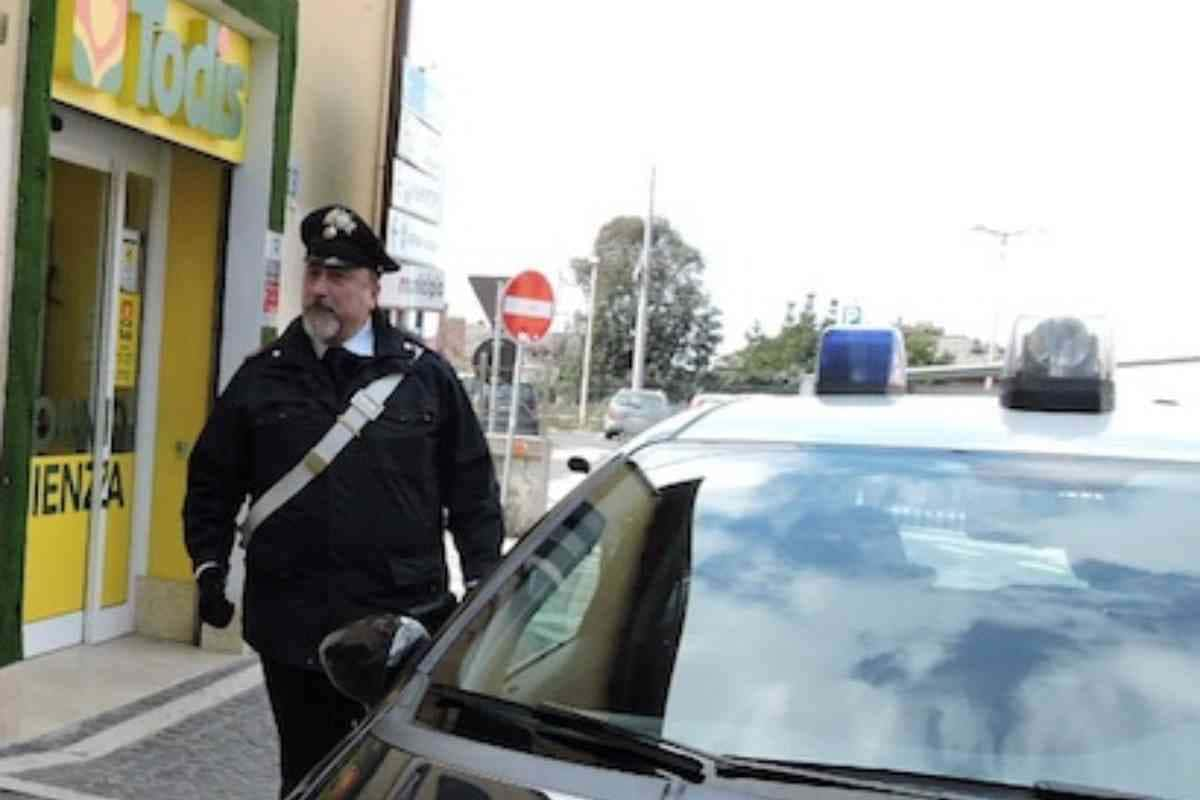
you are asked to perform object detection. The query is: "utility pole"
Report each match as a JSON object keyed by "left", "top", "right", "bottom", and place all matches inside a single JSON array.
[
  {"left": 970, "top": 225, "right": 1039, "bottom": 390},
  {"left": 486, "top": 280, "right": 504, "bottom": 432},
  {"left": 631, "top": 166, "right": 655, "bottom": 390},
  {"left": 578, "top": 259, "right": 600, "bottom": 427}
]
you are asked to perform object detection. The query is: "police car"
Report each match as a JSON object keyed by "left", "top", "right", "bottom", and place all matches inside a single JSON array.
[{"left": 298, "top": 316, "right": 1200, "bottom": 800}]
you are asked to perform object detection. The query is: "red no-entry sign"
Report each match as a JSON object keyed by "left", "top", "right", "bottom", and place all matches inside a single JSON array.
[{"left": 501, "top": 270, "right": 555, "bottom": 343}]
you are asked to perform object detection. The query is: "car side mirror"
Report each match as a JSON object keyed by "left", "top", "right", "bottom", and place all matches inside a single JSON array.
[
  {"left": 567, "top": 456, "right": 591, "bottom": 474},
  {"left": 318, "top": 614, "right": 430, "bottom": 708}
]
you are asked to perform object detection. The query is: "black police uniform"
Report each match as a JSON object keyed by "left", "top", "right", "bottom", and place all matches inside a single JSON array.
[{"left": 183, "top": 206, "right": 504, "bottom": 797}]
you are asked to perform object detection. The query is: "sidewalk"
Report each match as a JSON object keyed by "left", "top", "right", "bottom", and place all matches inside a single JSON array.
[
  {"left": 0, "top": 637, "right": 269, "bottom": 799},
  {"left": 0, "top": 537, "right": 496, "bottom": 799}
]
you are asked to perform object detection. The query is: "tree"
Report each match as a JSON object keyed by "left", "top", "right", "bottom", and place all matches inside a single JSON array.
[
  {"left": 897, "top": 321, "right": 955, "bottom": 367},
  {"left": 561, "top": 216, "right": 723, "bottom": 402},
  {"left": 720, "top": 296, "right": 824, "bottom": 387},
  {"left": 727, "top": 304, "right": 957, "bottom": 386}
]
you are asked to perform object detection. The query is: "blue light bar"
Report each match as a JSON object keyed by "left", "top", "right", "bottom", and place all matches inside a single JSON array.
[{"left": 815, "top": 326, "right": 907, "bottom": 395}]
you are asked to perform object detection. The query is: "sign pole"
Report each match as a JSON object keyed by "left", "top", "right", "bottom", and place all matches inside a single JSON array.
[
  {"left": 631, "top": 166, "right": 655, "bottom": 390},
  {"left": 495, "top": 269, "right": 554, "bottom": 512},
  {"left": 500, "top": 340, "right": 524, "bottom": 506},
  {"left": 578, "top": 259, "right": 599, "bottom": 428},
  {"left": 487, "top": 281, "right": 505, "bottom": 434}
]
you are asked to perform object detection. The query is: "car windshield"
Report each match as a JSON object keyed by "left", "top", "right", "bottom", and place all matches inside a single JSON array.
[{"left": 420, "top": 442, "right": 1200, "bottom": 799}]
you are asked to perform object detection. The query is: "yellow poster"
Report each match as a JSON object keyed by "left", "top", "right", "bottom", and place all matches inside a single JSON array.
[
  {"left": 116, "top": 291, "right": 141, "bottom": 390},
  {"left": 23, "top": 453, "right": 135, "bottom": 622}
]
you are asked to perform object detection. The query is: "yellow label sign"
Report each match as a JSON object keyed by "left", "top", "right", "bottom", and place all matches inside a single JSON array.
[
  {"left": 24, "top": 453, "right": 135, "bottom": 622},
  {"left": 52, "top": 0, "right": 253, "bottom": 163},
  {"left": 116, "top": 291, "right": 140, "bottom": 389}
]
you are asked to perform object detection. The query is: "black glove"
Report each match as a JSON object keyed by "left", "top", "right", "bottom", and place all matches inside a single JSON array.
[{"left": 197, "top": 567, "right": 235, "bottom": 629}]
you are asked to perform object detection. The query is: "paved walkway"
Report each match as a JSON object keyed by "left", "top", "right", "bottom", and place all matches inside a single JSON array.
[{"left": 0, "top": 662, "right": 276, "bottom": 800}]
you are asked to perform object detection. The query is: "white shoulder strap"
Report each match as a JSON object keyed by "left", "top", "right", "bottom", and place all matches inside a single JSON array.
[{"left": 240, "top": 353, "right": 421, "bottom": 547}]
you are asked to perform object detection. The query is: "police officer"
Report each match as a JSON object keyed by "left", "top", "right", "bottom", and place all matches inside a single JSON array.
[{"left": 183, "top": 205, "right": 503, "bottom": 797}]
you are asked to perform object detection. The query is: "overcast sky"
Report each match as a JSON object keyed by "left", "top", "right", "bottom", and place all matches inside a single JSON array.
[{"left": 408, "top": 1, "right": 1200, "bottom": 359}]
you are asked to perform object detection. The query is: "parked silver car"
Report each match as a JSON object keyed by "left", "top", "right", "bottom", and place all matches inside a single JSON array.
[{"left": 603, "top": 388, "right": 672, "bottom": 439}]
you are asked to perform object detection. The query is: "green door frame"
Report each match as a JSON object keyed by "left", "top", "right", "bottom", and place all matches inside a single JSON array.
[{"left": 0, "top": 0, "right": 297, "bottom": 666}]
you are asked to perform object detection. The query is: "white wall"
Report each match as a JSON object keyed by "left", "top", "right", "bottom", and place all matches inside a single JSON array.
[
  {"left": 218, "top": 35, "right": 279, "bottom": 390},
  {"left": 277, "top": 0, "right": 396, "bottom": 328},
  {"left": 0, "top": 0, "right": 29, "bottom": 437}
]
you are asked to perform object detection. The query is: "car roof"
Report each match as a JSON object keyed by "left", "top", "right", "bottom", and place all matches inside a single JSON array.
[{"left": 657, "top": 394, "right": 1200, "bottom": 464}]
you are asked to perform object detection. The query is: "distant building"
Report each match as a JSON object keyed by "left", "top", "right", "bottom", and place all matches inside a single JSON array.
[
  {"left": 937, "top": 334, "right": 992, "bottom": 364},
  {"left": 438, "top": 317, "right": 468, "bottom": 370}
]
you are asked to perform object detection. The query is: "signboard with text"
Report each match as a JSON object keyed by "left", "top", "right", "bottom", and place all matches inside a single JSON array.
[
  {"left": 51, "top": 0, "right": 254, "bottom": 163},
  {"left": 403, "top": 60, "right": 444, "bottom": 132},
  {"left": 386, "top": 207, "right": 439, "bottom": 267},
  {"left": 263, "top": 232, "right": 282, "bottom": 323},
  {"left": 397, "top": 107, "right": 442, "bottom": 179},
  {"left": 115, "top": 292, "right": 141, "bottom": 389},
  {"left": 386, "top": 60, "right": 446, "bottom": 316},
  {"left": 391, "top": 159, "right": 443, "bottom": 224},
  {"left": 380, "top": 264, "right": 447, "bottom": 312}
]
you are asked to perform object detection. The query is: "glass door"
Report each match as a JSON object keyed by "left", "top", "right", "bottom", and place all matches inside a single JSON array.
[
  {"left": 23, "top": 157, "right": 114, "bottom": 654},
  {"left": 24, "top": 138, "right": 156, "bottom": 656},
  {"left": 100, "top": 172, "right": 154, "bottom": 620}
]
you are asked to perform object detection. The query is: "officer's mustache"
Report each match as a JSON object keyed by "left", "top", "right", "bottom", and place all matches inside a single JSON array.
[{"left": 304, "top": 301, "right": 339, "bottom": 317}]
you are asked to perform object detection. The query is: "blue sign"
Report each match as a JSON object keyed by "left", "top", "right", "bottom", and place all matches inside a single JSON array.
[{"left": 403, "top": 60, "right": 443, "bottom": 132}]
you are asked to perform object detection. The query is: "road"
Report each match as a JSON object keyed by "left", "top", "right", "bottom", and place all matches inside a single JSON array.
[{"left": 545, "top": 430, "right": 618, "bottom": 506}]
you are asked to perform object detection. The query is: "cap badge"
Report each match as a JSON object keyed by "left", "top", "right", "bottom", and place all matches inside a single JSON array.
[{"left": 322, "top": 207, "right": 358, "bottom": 240}]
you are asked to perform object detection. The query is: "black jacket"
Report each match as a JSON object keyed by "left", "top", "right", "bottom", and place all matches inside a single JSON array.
[{"left": 184, "top": 315, "right": 504, "bottom": 668}]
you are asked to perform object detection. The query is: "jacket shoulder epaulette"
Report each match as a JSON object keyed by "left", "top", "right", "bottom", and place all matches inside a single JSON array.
[{"left": 239, "top": 341, "right": 288, "bottom": 373}]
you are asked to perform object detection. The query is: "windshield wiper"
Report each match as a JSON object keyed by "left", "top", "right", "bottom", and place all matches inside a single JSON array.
[
  {"left": 719, "top": 758, "right": 1166, "bottom": 800},
  {"left": 1032, "top": 781, "right": 1163, "bottom": 800},
  {"left": 717, "top": 757, "right": 944, "bottom": 798},
  {"left": 428, "top": 685, "right": 707, "bottom": 784}
]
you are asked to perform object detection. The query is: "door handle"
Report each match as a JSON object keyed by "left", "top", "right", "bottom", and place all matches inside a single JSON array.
[{"left": 99, "top": 396, "right": 114, "bottom": 453}]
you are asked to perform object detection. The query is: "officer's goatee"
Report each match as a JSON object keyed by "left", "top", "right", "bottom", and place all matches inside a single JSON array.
[{"left": 303, "top": 303, "right": 342, "bottom": 343}]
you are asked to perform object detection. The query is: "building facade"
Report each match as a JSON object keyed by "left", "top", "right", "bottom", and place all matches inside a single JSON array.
[{"left": 0, "top": 0, "right": 299, "bottom": 666}]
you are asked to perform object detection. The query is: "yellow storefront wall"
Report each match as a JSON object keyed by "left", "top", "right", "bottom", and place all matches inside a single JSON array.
[
  {"left": 51, "top": 0, "right": 252, "bottom": 163},
  {"left": 149, "top": 148, "right": 225, "bottom": 582}
]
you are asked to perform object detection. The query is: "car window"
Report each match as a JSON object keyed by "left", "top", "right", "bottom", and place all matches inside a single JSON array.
[
  {"left": 446, "top": 461, "right": 662, "bottom": 692},
  {"left": 612, "top": 392, "right": 640, "bottom": 408},
  {"left": 507, "top": 523, "right": 603, "bottom": 667},
  {"left": 614, "top": 390, "right": 664, "bottom": 409},
  {"left": 418, "top": 442, "right": 1200, "bottom": 800}
]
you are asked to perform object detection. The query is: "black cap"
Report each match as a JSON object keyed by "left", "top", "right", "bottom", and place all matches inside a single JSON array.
[{"left": 301, "top": 205, "right": 401, "bottom": 274}]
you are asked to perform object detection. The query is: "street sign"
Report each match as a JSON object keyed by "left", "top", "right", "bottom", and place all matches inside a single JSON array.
[
  {"left": 402, "top": 60, "right": 444, "bottom": 132},
  {"left": 397, "top": 106, "right": 442, "bottom": 178},
  {"left": 472, "top": 338, "right": 516, "bottom": 381},
  {"left": 501, "top": 270, "right": 555, "bottom": 343},
  {"left": 469, "top": 275, "right": 510, "bottom": 323},
  {"left": 379, "top": 264, "right": 446, "bottom": 311},
  {"left": 386, "top": 207, "right": 439, "bottom": 266},
  {"left": 391, "top": 158, "right": 442, "bottom": 224}
]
